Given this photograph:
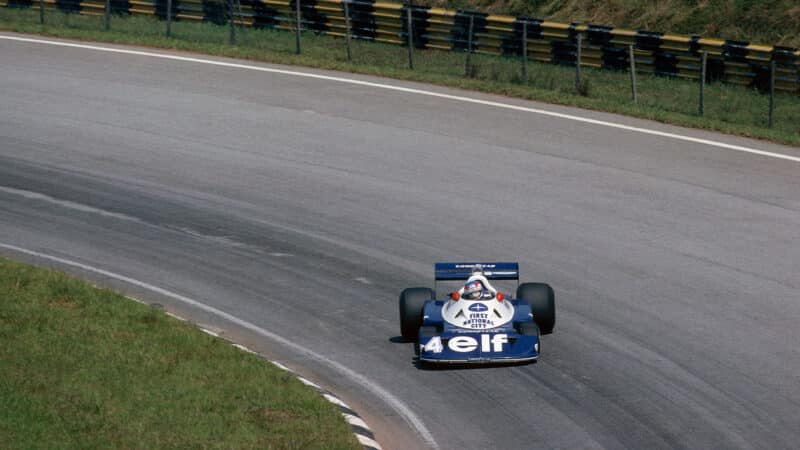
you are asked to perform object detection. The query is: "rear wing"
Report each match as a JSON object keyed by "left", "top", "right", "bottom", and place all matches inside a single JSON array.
[{"left": 434, "top": 262, "right": 519, "bottom": 281}]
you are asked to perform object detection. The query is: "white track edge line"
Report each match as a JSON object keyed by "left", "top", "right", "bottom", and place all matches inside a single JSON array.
[
  {"left": 270, "top": 361, "right": 293, "bottom": 372},
  {"left": 324, "top": 393, "right": 351, "bottom": 409},
  {"left": 1, "top": 34, "right": 797, "bottom": 164},
  {"left": 298, "top": 377, "right": 324, "bottom": 389},
  {"left": 231, "top": 343, "right": 257, "bottom": 354},
  {"left": 0, "top": 242, "right": 433, "bottom": 450},
  {"left": 345, "top": 414, "right": 371, "bottom": 429},
  {"left": 356, "top": 434, "right": 383, "bottom": 449},
  {"left": 200, "top": 328, "right": 220, "bottom": 337}
]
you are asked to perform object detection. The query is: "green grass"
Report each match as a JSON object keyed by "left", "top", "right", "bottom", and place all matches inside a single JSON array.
[
  {"left": 1, "top": 7, "right": 799, "bottom": 146},
  {"left": 0, "top": 257, "right": 359, "bottom": 449}
]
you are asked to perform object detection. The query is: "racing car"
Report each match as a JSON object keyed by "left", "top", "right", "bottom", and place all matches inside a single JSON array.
[{"left": 399, "top": 262, "right": 555, "bottom": 365}]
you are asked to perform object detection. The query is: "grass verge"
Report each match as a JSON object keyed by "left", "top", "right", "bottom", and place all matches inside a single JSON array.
[
  {"left": 0, "top": 256, "right": 359, "bottom": 449},
  {"left": 0, "top": 8, "right": 799, "bottom": 146}
]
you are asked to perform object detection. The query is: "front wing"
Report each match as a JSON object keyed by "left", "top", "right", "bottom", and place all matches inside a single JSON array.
[{"left": 418, "top": 329, "right": 539, "bottom": 364}]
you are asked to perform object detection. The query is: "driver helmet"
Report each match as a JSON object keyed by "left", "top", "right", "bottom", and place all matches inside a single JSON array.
[{"left": 462, "top": 280, "right": 484, "bottom": 300}]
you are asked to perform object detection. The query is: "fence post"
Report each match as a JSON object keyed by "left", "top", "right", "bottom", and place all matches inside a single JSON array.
[
  {"left": 343, "top": 0, "right": 352, "bottom": 62},
  {"left": 166, "top": 0, "right": 172, "bottom": 37},
  {"left": 39, "top": 0, "right": 44, "bottom": 24},
  {"left": 104, "top": 0, "right": 110, "bottom": 30},
  {"left": 295, "top": 0, "right": 302, "bottom": 54},
  {"left": 575, "top": 32, "right": 582, "bottom": 93},
  {"left": 406, "top": 5, "right": 414, "bottom": 69},
  {"left": 228, "top": 0, "right": 236, "bottom": 43},
  {"left": 699, "top": 51, "right": 707, "bottom": 116},
  {"left": 629, "top": 44, "right": 637, "bottom": 103},
  {"left": 464, "top": 14, "right": 474, "bottom": 77},
  {"left": 768, "top": 59, "right": 775, "bottom": 128},
  {"left": 235, "top": 0, "right": 245, "bottom": 39},
  {"left": 521, "top": 21, "right": 527, "bottom": 83}
]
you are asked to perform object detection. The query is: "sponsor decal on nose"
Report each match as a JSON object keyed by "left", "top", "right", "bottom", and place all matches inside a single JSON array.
[
  {"left": 447, "top": 334, "right": 509, "bottom": 352},
  {"left": 468, "top": 303, "right": 488, "bottom": 312},
  {"left": 448, "top": 336, "right": 479, "bottom": 353}
]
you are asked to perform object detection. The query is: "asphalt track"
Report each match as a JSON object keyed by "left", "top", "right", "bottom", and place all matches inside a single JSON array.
[{"left": 2, "top": 33, "right": 800, "bottom": 449}]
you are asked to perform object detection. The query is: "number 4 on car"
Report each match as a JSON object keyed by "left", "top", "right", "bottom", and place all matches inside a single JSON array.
[{"left": 399, "top": 262, "right": 555, "bottom": 366}]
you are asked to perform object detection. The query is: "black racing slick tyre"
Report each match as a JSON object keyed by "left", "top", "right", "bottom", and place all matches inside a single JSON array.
[
  {"left": 399, "top": 287, "right": 435, "bottom": 342},
  {"left": 518, "top": 321, "right": 540, "bottom": 337},
  {"left": 516, "top": 283, "right": 555, "bottom": 335},
  {"left": 419, "top": 326, "right": 438, "bottom": 340}
]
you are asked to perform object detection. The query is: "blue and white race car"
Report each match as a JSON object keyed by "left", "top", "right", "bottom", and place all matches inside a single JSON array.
[{"left": 399, "top": 262, "right": 555, "bottom": 365}]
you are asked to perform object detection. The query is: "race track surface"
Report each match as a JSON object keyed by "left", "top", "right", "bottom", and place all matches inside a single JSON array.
[{"left": 2, "top": 34, "right": 800, "bottom": 449}]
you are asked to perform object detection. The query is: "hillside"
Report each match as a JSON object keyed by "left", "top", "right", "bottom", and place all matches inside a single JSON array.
[{"left": 427, "top": 0, "right": 800, "bottom": 48}]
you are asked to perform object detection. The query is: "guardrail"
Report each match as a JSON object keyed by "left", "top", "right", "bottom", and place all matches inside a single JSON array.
[{"left": 4, "top": 0, "right": 799, "bottom": 95}]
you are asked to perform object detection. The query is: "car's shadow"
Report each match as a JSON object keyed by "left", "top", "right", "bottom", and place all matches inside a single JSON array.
[
  {"left": 413, "top": 357, "right": 536, "bottom": 371},
  {"left": 388, "top": 336, "right": 536, "bottom": 370}
]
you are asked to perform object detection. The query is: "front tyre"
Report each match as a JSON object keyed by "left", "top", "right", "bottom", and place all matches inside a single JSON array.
[
  {"left": 518, "top": 321, "right": 540, "bottom": 337},
  {"left": 399, "top": 287, "right": 435, "bottom": 342},
  {"left": 516, "top": 283, "right": 555, "bottom": 335}
]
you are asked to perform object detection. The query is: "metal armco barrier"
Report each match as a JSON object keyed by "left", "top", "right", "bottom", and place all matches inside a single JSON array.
[{"left": 4, "top": 0, "right": 798, "bottom": 94}]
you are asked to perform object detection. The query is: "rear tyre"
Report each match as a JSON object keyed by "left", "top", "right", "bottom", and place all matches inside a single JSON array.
[
  {"left": 399, "top": 287, "right": 435, "bottom": 342},
  {"left": 516, "top": 283, "right": 555, "bottom": 335}
]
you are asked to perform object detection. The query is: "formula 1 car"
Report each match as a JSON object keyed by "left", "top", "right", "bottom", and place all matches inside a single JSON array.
[{"left": 399, "top": 262, "right": 555, "bottom": 365}]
